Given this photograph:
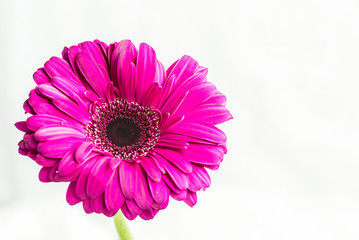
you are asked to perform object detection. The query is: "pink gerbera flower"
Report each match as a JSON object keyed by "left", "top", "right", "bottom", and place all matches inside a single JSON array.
[{"left": 15, "top": 40, "right": 232, "bottom": 220}]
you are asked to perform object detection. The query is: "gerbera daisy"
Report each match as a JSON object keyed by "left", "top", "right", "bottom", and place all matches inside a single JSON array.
[{"left": 15, "top": 40, "right": 232, "bottom": 220}]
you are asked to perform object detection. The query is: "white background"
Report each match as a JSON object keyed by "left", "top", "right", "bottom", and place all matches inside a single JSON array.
[{"left": 1, "top": 0, "right": 359, "bottom": 239}]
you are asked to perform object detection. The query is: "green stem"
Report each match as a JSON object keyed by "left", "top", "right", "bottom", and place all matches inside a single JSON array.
[{"left": 114, "top": 211, "right": 135, "bottom": 240}]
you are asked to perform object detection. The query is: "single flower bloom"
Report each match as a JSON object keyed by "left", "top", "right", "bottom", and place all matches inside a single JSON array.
[{"left": 15, "top": 40, "right": 232, "bottom": 220}]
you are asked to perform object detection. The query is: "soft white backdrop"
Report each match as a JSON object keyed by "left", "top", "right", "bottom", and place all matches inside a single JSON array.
[{"left": 1, "top": 0, "right": 359, "bottom": 239}]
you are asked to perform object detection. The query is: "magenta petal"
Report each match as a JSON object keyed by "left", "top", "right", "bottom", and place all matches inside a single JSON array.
[
  {"left": 82, "top": 199, "right": 94, "bottom": 214},
  {"left": 139, "top": 156, "right": 161, "bottom": 182},
  {"left": 167, "top": 122, "right": 227, "bottom": 144},
  {"left": 23, "top": 100, "right": 35, "bottom": 114},
  {"left": 35, "top": 126, "right": 85, "bottom": 141},
  {"left": 157, "top": 157, "right": 189, "bottom": 191},
  {"left": 29, "top": 89, "right": 51, "bottom": 107},
  {"left": 58, "top": 148, "right": 78, "bottom": 176},
  {"left": 185, "top": 105, "right": 233, "bottom": 125},
  {"left": 126, "top": 200, "right": 143, "bottom": 215},
  {"left": 188, "top": 170, "right": 203, "bottom": 192},
  {"left": 185, "top": 144, "right": 224, "bottom": 166},
  {"left": 91, "top": 194, "right": 106, "bottom": 214},
  {"left": 39, "top": 167, "right": 52, "bottom": 182},
  {"left": 32, "top": 103, "right": 74, "bottom": 122},
  {"left": 75, "top": 141, "right": 94, "bottom": 164},
  {"left": 154, "top": 148, "right": 192, "bottom": 173},
  {"left": 119, "top": 161, "right": 136, "bottom": 200},
  {"left": 105, "top": 168, "right": 125, "bottom": 212},
  {"left": 15, "top": 121, "right": 29, "bottom": 132},
  {"left": 51, "top": 76, "right": 88, "bottom": 102},
  {"left": 136, "top": 43, "right": 157, "bottom": 103},
  {"left": 170, "top": 189, "right": 187, "bottom": 201},
  {"left": 44, "top": 57, "right": 79, "bottom": 83},
  {"left": 53, "top": 99, "right": 89, "bottom": 125},
  {"left": 121, "top": 203, "right": 137, "bottom": 220},
  {"left": 193, "top": 165, "right": 211, "bottom": 189},
  {"left": 139, "top": 208, "right": 155, "bottom": 220},
  {"left": 86, "top": 158, "right": 115, "bottom": 199},
  {"left": 66, "top": 181, "right": 81, "bottom": 205},
  {"left": 75, "top": 158, "right": 97, "bottom": 200},
  {"left": 26, "top": 115, "right": 82, "bottom": 131},
  {"left": 76, "top": 52, "right": 109, "bottom": 98},
  {"left": 148, "top": 177, "right": 169, "bottom": 205},
  {"left": 134, "top": 164, "right": 153, "bottom": 210},
  {"left": 183, "top": 191, "right": 197, "bottom": 207},
  {"left": 23, "top": 133, "right": 38, "bottom": 149},
  {"left": 79, "top": 41, "right": 109, "bottom": 75},
  {"left": 33, "top": 68, "right": 51, "bottom": 85},
  {"left": 166, "top": 55, "right": 199, "bottom": 87},
  {"left": 34, "top": 154, "right": 59, "bottom": 167},
  {"left": 37, "top": 83, "right": 70, "bottom": 101},
  {"left": 37, "top": 138, "right": 81, "bottom": 159}
]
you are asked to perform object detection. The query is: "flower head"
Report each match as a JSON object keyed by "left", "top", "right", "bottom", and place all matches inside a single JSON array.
[{"left": 16, "top": 40, "right": 232, "bottom": 220}]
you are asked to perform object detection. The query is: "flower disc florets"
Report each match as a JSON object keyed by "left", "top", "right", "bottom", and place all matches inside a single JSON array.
[{"left": 86, "top": 98, "right": 160, "bottom": 160}]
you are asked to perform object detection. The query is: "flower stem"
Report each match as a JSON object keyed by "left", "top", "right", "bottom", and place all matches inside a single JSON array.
[{"left": 114, "top": 211, "right": 135, "bottom": 240}]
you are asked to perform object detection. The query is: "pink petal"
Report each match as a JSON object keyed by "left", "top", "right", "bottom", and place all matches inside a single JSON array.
[
  {"left": 66, "top": 181, "right": 81, "bottom": 205},
  {"left": 136, "top": 43, "right": 157, "bottom": 103},
  {"left": 76, "top": 52, "right": 109, "bottom": 98},
  {"left": 134, "top": 164, "right": 153, "bottom": 210},
  {"left": 166, "top": 122, "right": 227, "bottom": 144},
  {"left": 34, "top": 126, "right": 85, "bottom": 141},
  {"left": 119, "top": 161, "right": 136, "bottom": 200},
  {"left": 111, "top": 40, "right": 137, "bottom": 96},
  {"left": 82, "top": 199, "right": 94, "bottom": 214},
  {"left": 37, "top": 83, "right": 70, "bottom": 101},
  {"left": 193, "top": 165, "right": 211, "bottom": 189},
  {"left": 75, "top": 158, "right": 97, "bottom": 199},
  {"left": 58, "top": 148, "right": 78, "bottom": 176},
  {"left": 154, "top": 148, "right": 192, "bottom": 173},
  {"left": 26, "top": 114, "right": 83, "bottom": 132},
  {"left": 90, "top": 194, "right": 106, "bottom": 214},
  {"left": 121, "top": 203, "right": 137, "bottom": 220},
  {"left": 23, "top": 133, "right": 38, "bottom": 149},
  {"left": 32, "top": 103, "right": 76, "bottom": 122},
  {"left": 126, "top": 200, "right": 143, "bottom": 215},
  {"left": 51, "top": 76, "right": 89, "bottom": 104},
  {"left": 148, "top": 177, "right": 169, "bottom": 205},
  {"left": 139, "top": 156, "right": 161, "bottom": 182},
  {"left": 185, "top": 144, "right": 224, "bottom": 166},
  {"left": 28, "top": 89, "right": 51, "bottom": 107},
  {"left": 23, "top": 100, "right": 35, "bottom": 114},
  {"left": 75, "top": 141, "right": 94, "bottom": 164},
  {"left": 34, "top": 154, "right": 59, "bottom": 167},
  {"left": 86, "top": 158, "right": 115, "bottom": 199},
  {"left": 166, "top": 55, "right": 199, "bottom": 87},
  {"left": 33, "top": 68, "right": 51, "bottom": 85},
  {"left": 53, "top": 99, "right": 89, "bottom": 124},
  {"left": 183, "top": 191, "right": 197, "bottom": 207},
  {"left": 37, "top": 138, "right": 81, "bottom": 159},
  {"left": 44, "top": 57, "right": 79, "bottom": 83},
  {"left": 79, "top": 41, "right": 109, "bottom": 76},
  {"left": 105, "top": 168, "right": 125, "bottom": 212},
  {"left": 170, "top": 189, "right": 187, "bottom": 201},
  {"left": 39, "top": 167, "right": 52, "bottom": 182},
  {"left": 139, "top": 208, "right": 156, "bottom": 220},
  {"left": 184, "top": 105, "right": 233, "bottom": 125},
  {"left": 155, "top": 138, "right": 189, "bottom": 150},
  {"left": 15, "top": 121, "right": 29, "bottom": 132},
  {"left": 159, "top": 157, "right": 189, "bottom": 191}
]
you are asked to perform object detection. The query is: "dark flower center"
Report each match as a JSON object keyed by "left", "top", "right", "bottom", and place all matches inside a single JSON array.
[
  {"left": 106, "top": 118, "right": 141, "bottom": 147},
  {"left": 86, "top": 98, "right": 161, "bottom": 159}
]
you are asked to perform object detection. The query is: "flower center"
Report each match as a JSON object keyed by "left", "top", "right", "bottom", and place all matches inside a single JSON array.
[
  {"left": 106, "top": 118, "right": 141, "bottom": 147},
  {"left": 86, "top": 98, "right": 161, "bottom": 160}
]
